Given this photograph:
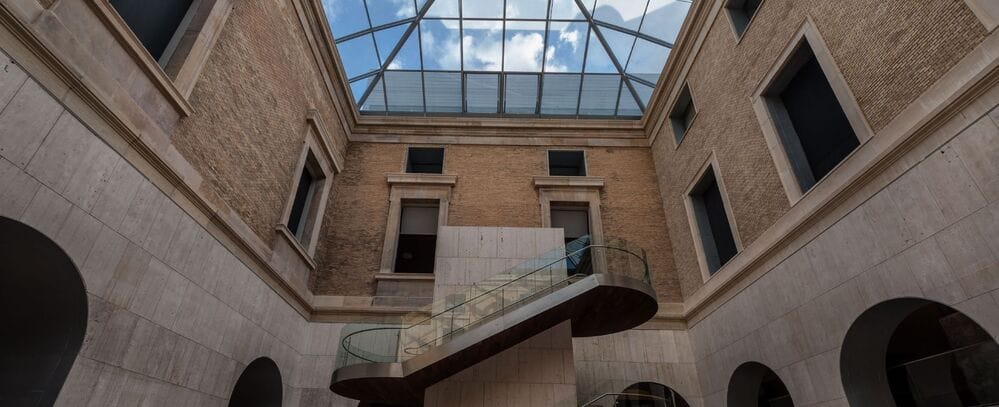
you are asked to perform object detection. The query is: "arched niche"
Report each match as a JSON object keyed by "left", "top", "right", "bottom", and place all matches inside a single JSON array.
[
  {"left": 841, "top": 297, "right": 999, "bottom": 406},
  {"left": 228, "top": 357, "right": 283, "bottom": 407},
  {"left": 727, "top": 361, "right": 794, "bottom": 407},
  {"left": 615, "top": 382, "right": 691, "bottom": 407},
  {"left": 0, "top": 216, "right": 88, "bottom": 405}
]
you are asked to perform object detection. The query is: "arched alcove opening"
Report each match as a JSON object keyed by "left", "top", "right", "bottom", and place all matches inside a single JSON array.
[
  {"left": 615, "top": 382, "right": 690, "bottom": 407},
  {"left": 229, "top": 357, "right": 283, "bottom": 407},
  {"left": 0, "top": 216, "right": 88, "bottom": 406},
  {"left": 727, "top": 361, "right": 794, "bottom": 407},
  {"left": 0, "top": 217, "right": 87, "bottom": 406},
  {"left": 841, "top": 298, "right": 999, "bottom": 406}
]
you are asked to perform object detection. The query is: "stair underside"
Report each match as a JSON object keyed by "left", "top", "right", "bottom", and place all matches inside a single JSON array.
[{"left": 330, "top": 273, "right": 658, "bottom": 406}]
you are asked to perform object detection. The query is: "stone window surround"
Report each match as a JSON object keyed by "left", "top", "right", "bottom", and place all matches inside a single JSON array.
[
  {"left": 964, "top": 0, "right": 999, "bottom": 32},
  {"left": 86, "top": 0, "right": 235, "bottom": 111},
  {"left": 723, "top": 0, "right": 768, "bottom": 43},
  {"left": 275, "top": 110, "right": 343, "bottom": 266},
  {"left": 751, "top": 18, "right": 874, "bottom": 205},
  {"left": 379, "top": 173, "right": 456, "bottom": 274},
  {"left": 534, "top": 176, "right": 605, "bottom": 245},
  {"left": 668, "top": 82, "right": 699, "bottom": 148},
  {"left": 545, "top": 148, "right": 588, "bottom": 176},
  {"left": 682, "top": 152, "right": 743, "bottom": 282}
]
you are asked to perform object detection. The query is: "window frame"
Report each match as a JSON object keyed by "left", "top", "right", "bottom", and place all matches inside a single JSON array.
[
  {"left": 724, "top": 0, "right": 767, "bottom": 40},
  {"left": 405, "top": 146, "right": 446, "bottom": 174},
  {"left": 546, "top": 149, "right": 588, "bottom": 177},
  {"left": 683, "top": 153, "right": 742, "bottom": 282},
  {"left": 751, "top": 19, "right": 873, "bottom": 204},
  {"left": 668, "top": 84, "right": 698, "bottom": 146},
  {"left": 380, "top": 174, "right": 455, "bottom": 274}
]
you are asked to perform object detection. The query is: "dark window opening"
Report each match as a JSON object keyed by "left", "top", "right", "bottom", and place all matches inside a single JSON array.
[
  {"left": 669, "top": 85, "right": 696, "bottom": 144},
  {"left": 407, "top": 147, "right": 445, "bottom": 174},
  {"left": 228, "top": 357, "right": 282, "bottom": 407},
  {"left": 110, "top": 0, "right": 194, "bottom": 62},
  {"left": 690, "top": 167, "right": 737, "bottom": 274},
  {"left": 394, "top": 202, "right": 439, "bottom": 273},
  {"left": 548, "top": 150, "right": 586, "bottom": 176},
  {"left": 766, "top": 41, "right": 859, "bottom": 192},
  {"left": 726, "top": 0, "right": 763, "bottom": 37},
  {"left": 728, "top": 362, "right": 794, "bottom": 407},
  {"left": 287, "top": 166, "right": 315, "bottom": 238},
  {"left": 885, "top": 303, "right": 999, "bottom": 406},
  {"left": 551, "top": 204, "right": 590, "bottom": 274},
  {"left": 758, "top": 369, "right": 794, "bottom": 407}
]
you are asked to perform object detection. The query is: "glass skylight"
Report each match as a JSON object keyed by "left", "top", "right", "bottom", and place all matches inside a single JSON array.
[{"left": 323, "top": 0, "right": 691, "bottom": 118}]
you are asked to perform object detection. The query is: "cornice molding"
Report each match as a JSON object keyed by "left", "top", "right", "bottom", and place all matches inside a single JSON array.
[
  {"left": 533, "top": 176, "right": 605, "bottom": 189},
  {"left": 386, "top": 173, "right": 457, "bottom": 186}
]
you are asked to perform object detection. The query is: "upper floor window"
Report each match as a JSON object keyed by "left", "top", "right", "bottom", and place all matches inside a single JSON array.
[
  {"left": 548, "top": 150, "right": 586, "bottom": 176},
  {"left": 287, "top": 153, "right": 325, "bottom": 245},
  {"left": 395, "top": 201, "right": 440, "bottom": 273},
  {"left": 406, "top": 147, "right": 445, "bottom": 174},
  {"left": 687, "top": 164, "right": 738, "bottom": 277},
  {"left": 109, "top": 0, "right": 196, "bottom": 66},
  {"left": 763, "top": 41, "right": 859, "bottom": 193},
  {"left": 726, "top": 0, "right": 763, "bottom": 37},
  {"left": 669, "top": 84, "right": 697, "bottom": 144}
]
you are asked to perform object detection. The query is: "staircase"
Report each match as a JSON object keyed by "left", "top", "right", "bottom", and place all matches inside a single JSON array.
[{"left": 329, "top": 236, "right": 658, "bottom": 406}]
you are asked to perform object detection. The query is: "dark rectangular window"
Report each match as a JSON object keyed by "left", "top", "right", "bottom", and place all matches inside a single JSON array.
[
  {"left": 288, "top": 167, "right": 316, "bottom": 239},
  {"left": 551, "top": 204, "right": 590, "bottom": 274},
  {"left": 766, "top": 42, "right": 859, "bottom": 192},
  {"left": 548, "top": 150, "right": 586, "bottom": 176},
  {"left": 726, "top": 0, "right": 763, "bottom": 37},
  {"left": 110, "top": 0, "right": 194, "bottom": 61},
  {"left": 669, "top": 85, "right": 696, "bottom": 144},
  {"left": 394, "top": 202, "right": 439, "bottom": 273},
  {"left": 690, "top": 167, "right": 737, "bottom": 275},
  {"left": 406, "top": 147, "right": 445, "bottom": 174}
]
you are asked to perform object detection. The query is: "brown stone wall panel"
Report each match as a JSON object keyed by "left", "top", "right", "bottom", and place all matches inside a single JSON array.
[
  {"left": 170, "top": 0, "right": 349, "bottom": 242},
  {"left": 650, "top": 0, "right": 986, "bottom": 298},
  {"left": 446, "top": 145, "right": 546, "bottom": 228}
]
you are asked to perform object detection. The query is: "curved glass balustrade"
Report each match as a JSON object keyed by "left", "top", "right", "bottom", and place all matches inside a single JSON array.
[{"left": 335, "top": 236, "right": 649, "bottom": 369}]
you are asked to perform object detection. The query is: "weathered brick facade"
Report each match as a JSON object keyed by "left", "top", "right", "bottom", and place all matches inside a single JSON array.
[
  {"left": 649, "top": 0, "right": 988, "bottom": 299},
  {"left": 171, "top": 0, "right": 349, "bottom": 242},
  {"left": 313, "top": 143, "right": 681, "bottom": 302}
]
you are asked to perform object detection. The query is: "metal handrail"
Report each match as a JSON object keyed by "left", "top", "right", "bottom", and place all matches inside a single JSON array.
[
  {"left": 339, "top": 240, "right": 649, "bottom": 364},
  {"left": 580, "top": 392, "right": 669, "bottom": 407}
]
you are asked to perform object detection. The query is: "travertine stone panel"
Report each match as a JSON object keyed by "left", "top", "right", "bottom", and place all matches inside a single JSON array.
[{"left": 686, "top": 92, "right": 999, "bottom": 406}]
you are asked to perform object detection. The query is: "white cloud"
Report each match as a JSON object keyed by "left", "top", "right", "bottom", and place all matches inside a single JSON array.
[
  {"left": 558, "top": 29, "right": 580, "bottom": 52},
  {"left": 503, "top": 32, "right": 545, "bottom": 71},
  {"left": 463, "top": 34, "right": 502, "bottom": 70},
  {"left": 545, "top": 45, "right": 568, "bottom": 72}
]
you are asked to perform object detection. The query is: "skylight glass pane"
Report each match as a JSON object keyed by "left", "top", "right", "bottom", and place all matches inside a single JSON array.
[
  {"left": 626, "top": 38, "right": 669, "bottom": 80},
  {"left": 385, "top": 71, "right": 424, "bottom": 112},
  {"left": 640, "top": 0, "right": 689, "bottom": 43},
  {"left": 465, "top": 73, "right": 499, "bottom": 113},
  {"left": 579, "top": 74, "right": 620, "bottom": 115},
  {"left": 506, "top": 0, "right": 548, "bottom": 19},
  {"left": 463, "top": 20, "right": 503, "bottom": 71},
  {"left": 631, "top": 79, "right": 654, "bottom": 106},
  {"left": 461, "top": 0, "right": 502, "bottom": 18},
  {"left": 540, "top": 73, "right": 581, "bottom": 115},
  {"left": 366, "top": 0, "right": 417, "bottom": 27},
  {"left": 583, "top": 29, "right": 616, "bottom": 73},
  {"left": 592, "top": 0, "right": 648, "bottom": 32},
  {"left": 616, "top": 83, "right": 642, "bottom": 116},
  {"left": 545, "top": 22, "right": 586, "bottom": 72},
  {"left": 425, "top": 0, "right": 458, "bottom": 17},
  {"left": 420, "top": 20, "right": 461, "bottom": 70},
  {"left": 599, "top": 27, "right": 636, "bottom": 69},
  {"left": 361, "top": 77, "right": 386, "bottom": 111},
  {"left": 424, "top": 72, "right": 462, "bottom": 112},
  {"left": 324, "top": 0, "right": 370, "bottom": 38},
  {"left": 504, "top": 21, "right": 546, "bottom": 72},
  {"left": 550, "top": 0, "right": 586, "bottom": 20},
  {"left": 338, "top": 34, "right": 381, "bottom": 78},
  {"left": 504, "top": 74, "right": 539, "bottom": 114},
  {"left": 349, "top": 77, "right": 372, "bottom": 102},
  {"left": 373, "top": 25, "right": 408, "bottom": 66}
]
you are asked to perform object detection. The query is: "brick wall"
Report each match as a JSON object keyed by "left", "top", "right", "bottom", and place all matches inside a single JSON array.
[
  {"left": 313, "top": 143, "right": 682, "bottom": 302},
  {"left": 170, "top": 0, "right": 349, "bottom": 242},
  {"left": 650, "top": 0, "right": 987, "bottom": 299}
]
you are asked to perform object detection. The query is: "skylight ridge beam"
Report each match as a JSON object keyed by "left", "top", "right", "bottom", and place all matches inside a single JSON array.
[
  {"left": 535, "top": 0, "right": 553, "bottom": 115},
  {"left": 592, "top": 20, "right": 673, "bottom": 48},
  {"left": 335, "top": 19, "right": 415, "bottom": 44},
  {"left": 358, "top": 0, "right": 439, "bottom": 109},
  {"left": 574, "top": 0, "right": 644, "bottom": 114}
]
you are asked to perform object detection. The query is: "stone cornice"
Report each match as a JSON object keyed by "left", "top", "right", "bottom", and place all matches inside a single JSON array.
[
  {"left": 532, "top": 176, "right": 605, "bottom": 189},
  {"left": 386, "top": 173, "right": 457, "bottom": 186}
]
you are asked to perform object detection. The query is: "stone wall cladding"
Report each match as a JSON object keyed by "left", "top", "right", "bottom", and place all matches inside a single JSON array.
[
  {"left": 651, "top": 0, "right": 987, "bottom": 298},
  {"left": 170, "top": 0, "right": 349, "bottom": 243},
  {"left": 314, "top": 143, "right": 681, "bottom": 302}
]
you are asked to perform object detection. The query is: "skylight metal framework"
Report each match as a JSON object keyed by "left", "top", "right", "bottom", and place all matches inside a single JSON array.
[{"left": 323, "top": 0, "right": 691, "bottom": 118}]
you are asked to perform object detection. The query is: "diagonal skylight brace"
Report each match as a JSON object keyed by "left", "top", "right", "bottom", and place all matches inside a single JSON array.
[
  {"left": 358, "top": 0, "right": 438, "bottom": 108},
  {"left": 573, "top": 0, "right": 645, "bottom": 114}
]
